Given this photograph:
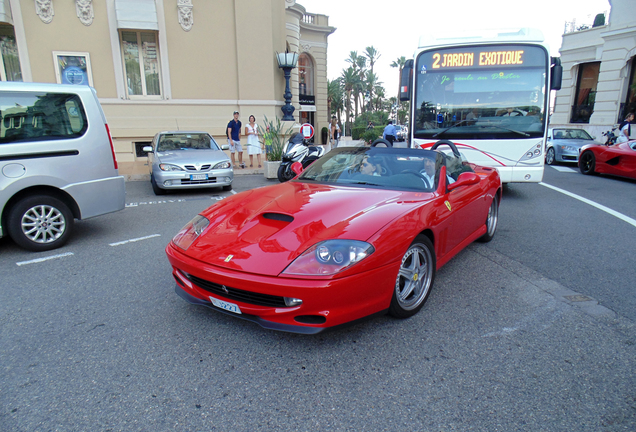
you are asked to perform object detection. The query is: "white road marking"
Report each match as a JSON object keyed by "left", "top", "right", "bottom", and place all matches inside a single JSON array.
[
  {"left": 17, "top": 252, "right": 74, "bottom": 266},
  {"left": 549, "top": 166, "right": 577, "bottom": 173},
  {"left": 109, "top": 234, "right": 161, "bottom": 247},
  {"left": 125, "top": 195, "right": 229, "bottom": 208},
  {"left": 540, "top": 182, "right": 636, "bottom": 228}
]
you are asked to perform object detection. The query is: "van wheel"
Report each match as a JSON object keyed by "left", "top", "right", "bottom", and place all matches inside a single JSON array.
[
  {"left": 151, "top": 174, "right": 166, "bottom": 195},
  {"left": 7, "top": 195, "right": 74, "bottom": 252}
]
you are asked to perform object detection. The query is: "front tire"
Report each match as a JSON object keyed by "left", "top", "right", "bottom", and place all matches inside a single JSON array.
[
  {"left": 151, "top": 174, "right": 166, "bottom": 195},
  {"left": 579, "top": 151, "right": 596, "bottom": 175},
  {"left": 389, "top": 235, "right": 436, "bottom": 319},
  {"left": 222, "top": 184, "right": 233, "bottom": 191},
  {"left": 7, "top": 195, "right": 74, "bottom": 252},
  {"left": 277, "top": 163, "right": 294, "bottom": 182},
  {"left": 546, "top": 147, "right": 556, "bottom": 165},
  {"left": 478, "top": 195, "right": 499, "bottom": 243}
]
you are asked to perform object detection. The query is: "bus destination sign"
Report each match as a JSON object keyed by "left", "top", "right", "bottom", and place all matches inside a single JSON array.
[{"left": 432, "top": 50, "right": 524, "bottom": 69}]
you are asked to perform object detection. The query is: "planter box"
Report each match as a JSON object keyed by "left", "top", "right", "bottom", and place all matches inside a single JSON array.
[{"left": 264, "top": 161, "right": 281, "bottom": 179}]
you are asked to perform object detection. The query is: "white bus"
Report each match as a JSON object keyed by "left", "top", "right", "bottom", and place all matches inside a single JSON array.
[{"left": 399, "top": 28, "right": 562, "bottom": 183}]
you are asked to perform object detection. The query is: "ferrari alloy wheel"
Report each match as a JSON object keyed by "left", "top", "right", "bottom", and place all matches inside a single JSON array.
[
  {"left": 579, "top": 151, "right": 596, "bottom": 175},
  {"left": 478, "top": 195, "right": 499, "bottom": 243},
  {"left": 546, "top": 147, "right": 556, "bottom": 165},
  {"left": 7, "top": 195, "right": 74, "bottom": 252},
  {"left": 389, "top": 235, "right": 436, "bottom": 318}
]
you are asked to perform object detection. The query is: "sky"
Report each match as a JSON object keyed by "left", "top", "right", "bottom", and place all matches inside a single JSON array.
[{"left": 297, "top": 0, "right": 611, "bottom": 99}]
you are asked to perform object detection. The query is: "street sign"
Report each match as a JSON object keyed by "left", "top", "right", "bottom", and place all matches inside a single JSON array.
[{"left": 301, "top": 123, "right": 314, "bottom": 139}]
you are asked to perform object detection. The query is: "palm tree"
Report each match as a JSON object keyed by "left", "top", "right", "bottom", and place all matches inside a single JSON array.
[
  {"left": 390, "top": 56, "right": 407, "bottom": 101},
  {"left": 340, "top": 67, "right": 357, "bottom": 136},
  {"left": 364, "top": 46, "right": 381, "bottom": 104},
  {"left": 328, "top": 78, "right": 344, "bottom": 122}
]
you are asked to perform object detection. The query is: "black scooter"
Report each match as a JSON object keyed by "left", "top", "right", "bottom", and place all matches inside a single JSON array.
[{"left": 602, "top": 127, "right": 618, "bottom": 146}]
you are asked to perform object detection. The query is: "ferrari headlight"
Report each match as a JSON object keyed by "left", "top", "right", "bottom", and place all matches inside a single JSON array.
[
  {"left": 213, "top": 161, "right": 231, "bottom": 169},
  {"left": 172, "top": 215, "right": 209, "bottom": 251},
  {"left": 283, "top": 240, "right": 375, "bottom": 276},
  {"left": 159, "top": 163, "right": 184, "bottom": 172}
]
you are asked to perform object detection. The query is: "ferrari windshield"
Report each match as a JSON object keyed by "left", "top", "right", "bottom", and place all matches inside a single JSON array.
[
  {"left": 157, "top": 133, "right": 220, "bottom": 152},
  {"left": 297, "top": 147, "right": 462, "bottom": 192},
  {"left": 413, "top": 44, "right": 548, "bottom": 140}
]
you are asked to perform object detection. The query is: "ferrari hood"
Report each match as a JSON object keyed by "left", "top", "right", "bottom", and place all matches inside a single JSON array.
[{"left": 185, "top": 181, "right": 428, "bottom": 276}]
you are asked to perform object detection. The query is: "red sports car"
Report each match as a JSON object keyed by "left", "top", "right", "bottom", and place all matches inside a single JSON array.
[
  {"left": 579, "top": 141, "right": 636, "bottom": 180},
  {"left": 166, "top": 141, "right": 502, "bottom": 334}
]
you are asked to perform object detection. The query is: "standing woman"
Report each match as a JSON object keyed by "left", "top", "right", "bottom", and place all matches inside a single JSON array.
[
  {"left": 245, "top": 115, "right": 262, "bottom": 168},
  {"left": 330, "top": 116, "right": 340, "bottom": 151}
]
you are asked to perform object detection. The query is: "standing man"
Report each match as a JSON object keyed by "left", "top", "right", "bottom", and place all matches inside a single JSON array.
[
  {"left": 383, "top": 120, "right": 397, "bottom": 146},
  {"left": 227, "top": 111, "right": 244, "bottom": 168}
]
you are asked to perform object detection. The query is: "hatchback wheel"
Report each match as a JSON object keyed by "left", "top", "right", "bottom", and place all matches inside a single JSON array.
[
  {"left": 7, "top": 195, "right": 73, "bottom": 252},
  {"left": 546, "top": 147, "right": 556, "bottom": 165}
]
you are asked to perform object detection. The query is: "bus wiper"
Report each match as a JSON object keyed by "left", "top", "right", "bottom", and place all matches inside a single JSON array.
[
  {"left": 432, "top": 119, "right": 470, "bottom": 138},
  {"left": 478, "top": 122, "right": 530, "bottom": 137}
]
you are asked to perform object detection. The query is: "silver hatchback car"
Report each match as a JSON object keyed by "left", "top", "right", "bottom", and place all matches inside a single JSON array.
[{"left": 144, "top": 131, "right": 233, "bottom": 195}]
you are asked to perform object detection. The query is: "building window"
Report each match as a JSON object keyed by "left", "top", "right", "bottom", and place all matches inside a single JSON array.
[
  {"left": 570, "top": 62, "right": 600, "bottom": 123},
  {"left": 620, "top": 57, "right": 636, "bottom": 122},
  {"left": 135, "top": 141, "right": 152, "bottom": 157},
  {"left": 0, "top": 25, "right": 22, "bottom": 82},
  {"left": 120, "top": 31, "right": 161, "bottom": 98},
  {"left": 298, "top": 53, "right": 315, "bottom": 105}
]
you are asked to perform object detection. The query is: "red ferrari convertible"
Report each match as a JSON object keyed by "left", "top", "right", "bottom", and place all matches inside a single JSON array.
[
  {"left": 579, "top": 141, "right": 636, "bottom": 180},
  {"left": 166, "top": 141, "right": 502, "bottom": 334}
]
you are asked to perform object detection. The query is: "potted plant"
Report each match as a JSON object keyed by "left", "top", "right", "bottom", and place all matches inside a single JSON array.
[{"left": 259, "top": 116, "right": 294, "bottom": 179}]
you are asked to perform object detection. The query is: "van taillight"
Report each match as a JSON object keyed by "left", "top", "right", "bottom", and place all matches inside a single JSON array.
[{"left": 105, "top": 124, "right": 118, "bottom": 169}]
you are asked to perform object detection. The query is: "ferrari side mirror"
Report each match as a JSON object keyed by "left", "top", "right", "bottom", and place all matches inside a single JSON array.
[{"left": 447, "top": 172, "right": 480, "bottom": 191}]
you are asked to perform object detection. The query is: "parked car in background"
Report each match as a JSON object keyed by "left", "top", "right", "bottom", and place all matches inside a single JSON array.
[
  {"left": 144, "top": 131, "right": 233, "bottom": 195},
  {"left": 579, "top": 140, "right": 636, "bottom": 180},
  {"left": 166, "top": 142, "right": 501, "bottom": 334},
  {"left": 0, "top": 82, "right": 125, "bottom": 251},
  {"left": 545, "top": 128, "right": 597, "bottom": 165},
  {"left": 395, "top": 125, "right": 407, "bottom": 142}
]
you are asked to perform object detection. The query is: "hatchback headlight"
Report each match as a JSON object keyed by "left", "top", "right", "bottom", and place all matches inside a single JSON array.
[
  {"left": 159, "top": 163, "right": 184, "bottom": 172},
  {"left": 283, "top": 240, "right": 374, "bottom": 276},
  {"left": 213, "top": 161, "right": 232, "bottom": 169}
]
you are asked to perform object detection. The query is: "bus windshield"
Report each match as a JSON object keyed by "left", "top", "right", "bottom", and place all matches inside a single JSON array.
[{"left": 413, "top": 44, "right": 548, "bottom": 140}]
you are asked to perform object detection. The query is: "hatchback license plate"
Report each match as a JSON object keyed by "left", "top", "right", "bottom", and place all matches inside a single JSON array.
[
  {"left": 209, "top": 296, "right": 242, "bottom": 314},
  {"left": 190, "top": 174, "right": 208, "bottom": 181}
]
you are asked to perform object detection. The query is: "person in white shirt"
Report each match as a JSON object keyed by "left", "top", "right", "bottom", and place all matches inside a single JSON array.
[{"left": 617, "top": 112, "right": 634, "bottom": 143}]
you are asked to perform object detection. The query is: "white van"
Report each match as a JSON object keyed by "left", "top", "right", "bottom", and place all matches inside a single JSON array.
[{"left": 0, "top": 82, "right": 125, "bottom": 251}]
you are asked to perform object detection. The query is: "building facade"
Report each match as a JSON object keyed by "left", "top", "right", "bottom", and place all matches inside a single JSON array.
[
  {"left": 551, "top": 0, "right": 636, "bottom": 140},
  {"left": 0, "top": 0, "right": 334, "bottom": 163}
]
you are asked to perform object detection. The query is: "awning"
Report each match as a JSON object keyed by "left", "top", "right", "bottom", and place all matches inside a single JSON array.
[
  {"left": 115, "top": 0, "right": 158, "bottom": 30},
  {"left": 0, "top": 0, "right": 13, "bottom": 25}
]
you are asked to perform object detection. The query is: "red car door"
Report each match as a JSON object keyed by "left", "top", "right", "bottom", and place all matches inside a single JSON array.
[{"left": 602, "top": 143, "right": 636, "bottom": 179}]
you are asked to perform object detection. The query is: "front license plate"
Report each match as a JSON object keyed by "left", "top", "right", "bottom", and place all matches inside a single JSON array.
[
  {"left": 190, "top": 174, "right": 208, "bottom": 181},
  {"left": 209, "top": 296, "right": 242, "bottom": 314}
]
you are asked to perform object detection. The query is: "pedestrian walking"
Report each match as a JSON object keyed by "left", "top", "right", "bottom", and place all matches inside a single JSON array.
[
  {"left": 383, "top": 120, "right": 397, "bottom": 146},
  {"left": 245, "top": 115, "right": 262, "bottom": 168},
  {"left": 227, "top": 111, "right": 244, "bottom": 168},
  {"left": 617, "top": 112, "right": 634, "bottom": 143}
]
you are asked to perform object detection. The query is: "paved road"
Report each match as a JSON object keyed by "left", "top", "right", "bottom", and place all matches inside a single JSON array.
[{"left": 1, "top": 169, "right": 635, "bottom": 431}]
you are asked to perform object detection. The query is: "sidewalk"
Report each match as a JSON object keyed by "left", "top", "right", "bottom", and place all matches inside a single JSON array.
[{"left": 119, "top": 138, "right": 366, "bottom": 181}]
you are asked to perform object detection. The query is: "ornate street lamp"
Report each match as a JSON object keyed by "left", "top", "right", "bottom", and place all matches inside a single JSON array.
[{"left": 276, "top": 51, "right": 299, "bottom": 121}]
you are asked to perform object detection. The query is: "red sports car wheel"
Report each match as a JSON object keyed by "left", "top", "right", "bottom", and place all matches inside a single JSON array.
[
  {"left": 579, "top": 151, "right": 596, "bottom": 175},
  {"left": 389, "top": 235, "right": 436, "bottom": 318}
]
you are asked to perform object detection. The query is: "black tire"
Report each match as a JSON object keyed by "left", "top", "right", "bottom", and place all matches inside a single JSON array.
[
  {"left": 371, "top": 138, "right": 392, "bottom": 148},
  {"left": 151, "top": 174, "right": 166, "bottom": 195},
  {"left": 389, "top": 235, "right": 436, "bottom": 319},
  {"left": 478, "top": 195, "right": 499, "bottom": 243},
  {"left": 277, "top": 163, "right": 294, "bottom": 182},
  {"left": 7, "top": 195, "right": 74, "bottom": 252},
  {"left": 579, "top": 151, "right": 596, "bottom": 175},
  {"left": 222, "top": 184, "right": 233, "bottom": 191},
  {"left": 545, "top": 147, "right": 556, "bottom": 165}
]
